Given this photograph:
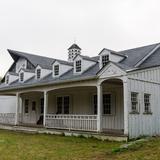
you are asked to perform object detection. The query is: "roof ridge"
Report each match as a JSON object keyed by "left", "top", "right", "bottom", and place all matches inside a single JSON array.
[{"left": 118, "top": 42, "right": 160, "bottom": 53}]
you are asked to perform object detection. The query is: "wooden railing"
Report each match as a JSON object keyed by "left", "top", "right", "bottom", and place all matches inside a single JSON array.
[
  {"left": 0, "top": 113, "right": 15, "bottom": 124},
  {"left": 45, "top": 114, "right": 97, "bottom": 131}
]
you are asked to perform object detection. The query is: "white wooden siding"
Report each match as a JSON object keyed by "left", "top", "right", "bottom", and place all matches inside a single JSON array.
[{"left": 128, "top": 67, "right": 160, "bottom": 138}]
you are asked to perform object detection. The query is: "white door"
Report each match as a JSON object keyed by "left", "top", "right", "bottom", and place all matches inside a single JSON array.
[{"left": 30, "top": 101, "right": 37, "bottom": 124}]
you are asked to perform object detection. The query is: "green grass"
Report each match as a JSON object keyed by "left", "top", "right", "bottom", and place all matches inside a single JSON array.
[{"left": 0, "top": 130, "right": 160, "bottom": 160}]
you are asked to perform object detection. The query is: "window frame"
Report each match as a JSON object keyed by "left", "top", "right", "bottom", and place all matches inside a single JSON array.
[
  {"left": 92, "top": 93, "right": 113, "bottom": 115},
  {"left": 56, "top": 96, "right": 70, "bottom": 114},
  {"left": 6, "top": 75, "right": 9, "bottom": 84},
  {"left": 36, "top": 69, "right": 41, "bottom": 79},
  {"left": 75, "top": 60, "right": 81, "bottom": 72},
  {"left": 54, "top": 65, "right": 59, "bottom": 76},
  {"left": 20, "top": 72, "right": 24, "bottom": 82},
  {"left": 102, "top": 55, "right": 109, "bottom": 67},
  {"left": 131, "top": 92, "right": 139, "bottom": 113},
  {"left": 144, "top": 93, "right": 151, "bottom": 114}
]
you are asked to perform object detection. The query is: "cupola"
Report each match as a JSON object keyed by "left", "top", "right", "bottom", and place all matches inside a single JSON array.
[{"left": 68, "top": 43, "right": 81, "bottom": 62}]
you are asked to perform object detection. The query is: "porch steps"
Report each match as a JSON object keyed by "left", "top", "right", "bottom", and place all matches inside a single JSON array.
[{"left": 0, "top": 124, "right": 128, "bottom": 142}]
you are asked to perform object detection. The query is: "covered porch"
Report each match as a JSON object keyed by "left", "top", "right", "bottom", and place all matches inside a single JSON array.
[
  {"left": 0, "top": 77, "right": 128, "bottom": 136},
  {"left": 15, "top": 78, "right": 127, "bottom": 135}
]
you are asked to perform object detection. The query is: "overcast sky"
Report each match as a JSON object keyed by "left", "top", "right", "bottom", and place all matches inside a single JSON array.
[{"left": 0, "top": 0, "right": 160, "bottom": 77}]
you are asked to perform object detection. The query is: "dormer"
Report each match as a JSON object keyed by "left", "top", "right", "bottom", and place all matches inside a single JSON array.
[
  {"left": 52, "top": 60, "right": 73, "bottom": 78},
  {"left": 19, "top": 68, "right": 35, "bottom": 83},
  {"left": 16, "top": 57, "right": 27, "bottom": 73},
  {"left": 35, "top": 65, "right": 52, "bottom": 80},
  {"left": 73, "top": 55, "right": 97, "bottom": 74},
  {"left": 5, "top": 72, "right": 19, "bottom": 85},
  {"left": 99, "top": 48, "right": 126, "bottom": 68}
]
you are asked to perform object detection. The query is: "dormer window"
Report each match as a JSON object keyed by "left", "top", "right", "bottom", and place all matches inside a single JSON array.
[
  {"left": 54, "top": 65, "right": 59, "bottom": 76},
  {"left": 20, "top": 72, "right": 24, "bottom": 82},
  {"left": 102, "top": 55, "right": 109, "bottom": 67},
  {"left": 76, "top": 60, "right": 81, "bottom": 72},
  {"left": 6, "top": 75, "right": 9, "bottom": 84},
  {"left": 37, "top": 69, "right": 41, "bottom": 79}
]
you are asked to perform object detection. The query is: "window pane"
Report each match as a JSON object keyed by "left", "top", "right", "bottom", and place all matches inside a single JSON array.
[
  {"left": 40, "top": 98, "right": 44, "bottom": 114},
  {"left": 103, "top": 94, "right": 111, "bottom": 114},
  {"left": 64, "top": 96, "right": 69, "bottom": 114},
  {"left": 93, "top": 95, "right": 97, "bottom": 114},
  {"left": 57, "top": 97, "right": 63, "bottom": 114},
  {"left": 76, "top": 60, "right": 81, "bottom": 72},
  {"left": 37, "top": 69, "right": 41, "bottom": 79},
  {"left": 102, "top": 55, "right": 109, "bottom": 67},
  {"left": 131, "top": 92, "right": 138, "bottom": 112},
  {"left": 54, "top": 65, "right": 59, "bottom": 76},
  {"left": 144, "top": 94, "right": 151, "bottom": 112}
]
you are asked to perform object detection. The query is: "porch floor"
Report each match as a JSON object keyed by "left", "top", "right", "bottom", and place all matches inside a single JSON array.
[{"left": 0, "top": 123, "right": 128, "bottom": 142}]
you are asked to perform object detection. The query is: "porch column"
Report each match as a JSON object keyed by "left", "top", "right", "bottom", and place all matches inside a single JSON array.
[
  {"left": 15, "top": 93, "right": 20, "bottom": 125},
  {"left": 123, "top": 77, "right": 129, "bottom": 135},
  {"left": 43, "top": 91, "right": 48, "bottom": 127},
  {"left": 97, "top": 83, "right": 103, "bottom": 132}
]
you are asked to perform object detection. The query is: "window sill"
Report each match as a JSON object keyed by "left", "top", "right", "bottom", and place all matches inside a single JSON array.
[
  {"left": 129, "top": 111, "right": 140, "bottom": 114},
  {"left": 143, "top": 112, "right": 152, "bottom": 115}
]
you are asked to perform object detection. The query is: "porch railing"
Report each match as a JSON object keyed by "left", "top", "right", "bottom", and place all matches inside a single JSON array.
[
  {"left": 0, "top": 113, "right": 15, "bottom": 125},
  {"left": 45, "top": 114, "right": 97, "bottom": 131}
]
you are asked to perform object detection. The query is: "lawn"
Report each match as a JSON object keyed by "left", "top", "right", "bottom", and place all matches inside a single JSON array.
[{"left": 0, "top": 129, "right": 159, "bottom": 160}]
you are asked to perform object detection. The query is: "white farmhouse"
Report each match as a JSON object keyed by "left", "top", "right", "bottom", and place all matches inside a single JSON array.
[{"left": 0, "top": 43, "right": 160, "bottom": 139}]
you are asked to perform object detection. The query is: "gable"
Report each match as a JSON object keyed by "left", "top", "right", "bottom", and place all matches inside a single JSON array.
[{"left": 98, "top": 62, "right": 126, "bottom": 78}]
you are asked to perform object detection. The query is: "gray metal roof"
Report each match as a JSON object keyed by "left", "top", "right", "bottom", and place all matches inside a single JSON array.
[
  {"left": 8, "top": 49, "right": 55, "bottom": 70},
  {"left": 1, "top": 43, "right": 160, "bottom": 91},
  {"left": 119, "top": 43, "right": 160, "bottom": 67}
]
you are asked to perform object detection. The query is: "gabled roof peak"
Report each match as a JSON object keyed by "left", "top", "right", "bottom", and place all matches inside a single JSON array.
[{"left": 68, "top": 43, "right": 81, "bottom": 50}]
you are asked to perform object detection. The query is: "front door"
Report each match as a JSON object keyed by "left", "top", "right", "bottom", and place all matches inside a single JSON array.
[{"left": 30, "top": 101, "right": 37, "bottom": 123}]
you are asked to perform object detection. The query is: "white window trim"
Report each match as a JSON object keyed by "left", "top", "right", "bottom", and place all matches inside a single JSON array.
[
  {"left": 36, "top": 69, "right": 41, "bottom": 79},
  {"left": 130, "top": 92, "right": 139, "bottom": 114},
  {"left": 56, "top": 95, "right": 72, "bottom": 114},
  {"left": 143, "top": 93, "right": 152, "bottom": 114}
]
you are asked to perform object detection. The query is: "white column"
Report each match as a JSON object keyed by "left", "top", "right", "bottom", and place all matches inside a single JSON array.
[
  {"left": 97, "top": 83, "right": 103, "bottom": 132},
  {"left": 123, "top": 77, "right": 129, "bottom": 135},
  {"left": 15, "top": 93, "right": 20, "bottom": 125},
  {"left": 43, "top": 91, "right": 48, "bottom": 127}
]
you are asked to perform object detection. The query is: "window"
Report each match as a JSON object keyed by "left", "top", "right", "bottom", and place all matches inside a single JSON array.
[
  {"left": 57, "top": 97, "right": 63, "bottom": 114},
  {"left": 144, "top": 94, "right": 151, "bottom": 113},
  {"left": 103, "top": 94, "right": 111, "bottom": 114},
  {"left": 102, "top": 55, "right": 109, "bottom": 67},
  {"left": 76, "top": 60, "right": 81, "bottom": 72},
  {"left": 37, "top": 69, "right": 41, "bottom": 79},
  {"left": 32, "top": 101, "right": 36, "bottom": 111},
  {"left": 40, "top": 98, "right": 44, "bottom": 114},
  {"left": 20, "top": 72, "right": 24, "bottom": 82},
  {"left": 6, "top": 75, "right": 9, "bottom": 84},
  {"left": 24, "top": 99, "right": 29, "bottom": 114},
  {"left": 57, "top": 96, "right": 70, "bottom": 114},
  {"left": 93, "top": 95, "right": 97, "bottom": 114},
  {"left": 131, "top": 92, "right": 139, "bottom": 112},
  {"left": 54, "top": 65, "right": 59, "bottom": 76}
]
